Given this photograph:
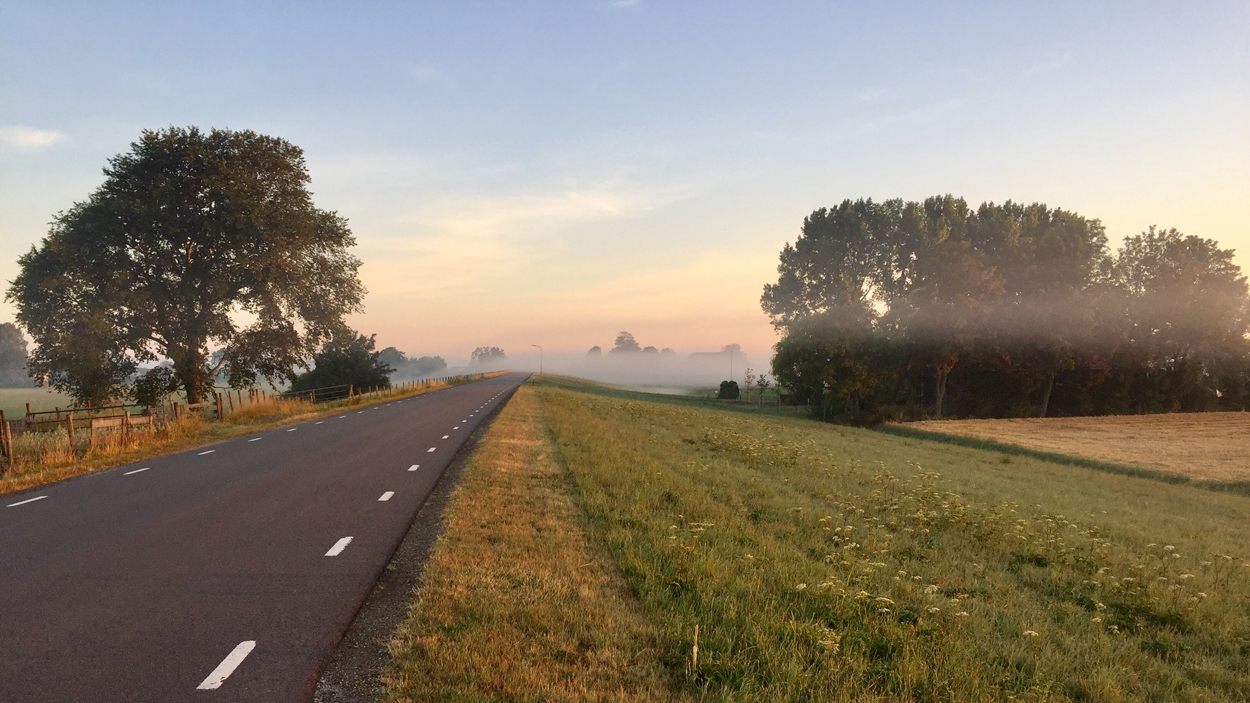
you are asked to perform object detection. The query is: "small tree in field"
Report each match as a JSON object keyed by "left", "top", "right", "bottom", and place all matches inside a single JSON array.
[
  {"left": 743, "top": 368, "right": 757, "bottom": 397},
  {"left": 755, "top": 372, "right": 772, "bottom": 406}
]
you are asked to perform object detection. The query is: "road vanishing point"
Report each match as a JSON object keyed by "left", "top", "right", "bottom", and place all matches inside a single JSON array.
[{"left": 0, "top": 372, "right": 528, "bottom": 702}]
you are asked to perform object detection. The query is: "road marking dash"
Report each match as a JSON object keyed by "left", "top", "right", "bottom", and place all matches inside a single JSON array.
[
  {"left": 286, "top": 428, "right": 297, "bottom": 432},
  {"left": 427, "top": 447, "right": 436, "bottom": 453},
  {"left": 198, "top": 450, "right": 216, "bottom": 456},
  {"left": 315, "top": 421, "right": 324, "bottom": 425},
  {"left": 408, "top": 464, "right": 419, "bottom": 471},
  {"left": 197, "top": 640, "right": 256, "bottom": 690},
  {"left": 339, "top": 415, "right": 346, "bottom": 418},
  {"left": 442, "top": 435, "right": 449, "bottom": 439},
  {"left": 248, "top": 437, "right": 262, "bottom": 442},
  {"left": 357, "top": 411, "right": 364, "bottom": 414},
  {"left": 379, "top": 491, "right": 394, "bottom": 501},
  {"left": 453, "top": 426, "right": 460, "bottom": 430},
  {"left": 326, "top": 536, "right": 353, "bottom": 556},
  {"left": 123, "top": 467, "right": 150, "bottom": 475},
  {"left": 7, "top": 495, "right": 47, "bottom": 508}
]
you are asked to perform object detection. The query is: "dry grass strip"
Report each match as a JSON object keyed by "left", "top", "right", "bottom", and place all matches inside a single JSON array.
[
  {"left": 906, "top": 412, "right": 1250, "bottom": 483},
  {"left": 383, "top": 384, "right": 677, "bottom": 703}
]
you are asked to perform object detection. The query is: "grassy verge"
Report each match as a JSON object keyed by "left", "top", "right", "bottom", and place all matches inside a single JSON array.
[
  {"left": 0, "top": 373, "right": 504, "bottom": 497},
  {"left": 529, "top": 381, "right": 1249, "bottom": 701},
  {"left": 383, "top": 384, "right": 676, "bottom": 702}
]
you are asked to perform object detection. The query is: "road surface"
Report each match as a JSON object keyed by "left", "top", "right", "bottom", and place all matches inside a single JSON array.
[{"left": 0, "top": 372, "right": 527, "bottom": 702}]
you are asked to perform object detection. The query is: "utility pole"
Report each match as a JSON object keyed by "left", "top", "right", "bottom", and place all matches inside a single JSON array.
[{"left": 531, "top": 344, "right": 543, "bottom": 375}]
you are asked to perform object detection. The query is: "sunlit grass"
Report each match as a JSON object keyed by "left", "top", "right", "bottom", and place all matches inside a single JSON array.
[{"left": 535, "top": 381, "right": 1250, "bottom": 702}]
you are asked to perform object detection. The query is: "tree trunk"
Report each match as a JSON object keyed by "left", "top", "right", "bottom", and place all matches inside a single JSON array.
[
  {"left": 935, "top": 368, "right": 948, "bottom": 419},
  {"left": 1039, "top": 371, "right": 1056, "bottom": 418}
]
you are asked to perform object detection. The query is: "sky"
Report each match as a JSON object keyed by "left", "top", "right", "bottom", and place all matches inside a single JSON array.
[{"left": 2, "top": 1, "right": 1248, "bottom": 369}]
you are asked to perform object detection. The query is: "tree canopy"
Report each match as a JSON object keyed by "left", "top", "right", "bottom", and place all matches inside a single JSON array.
[
  {"left": 611, "top": 331, "right": 641, "bottom": 353},
  {"left": 6, "top": 127, "right": 363, "bottom": 405},
  {"left": 291, "top": 331, "right": 391, "bottom": 393},
  {"left": 470, "top": 346, "right": 506, "bottom": 364},
  {"left": 765, "top": 197, "right": 1250, "bottom": 421}
]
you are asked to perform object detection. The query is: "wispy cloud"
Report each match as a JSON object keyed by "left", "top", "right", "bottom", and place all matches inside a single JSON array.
[
  {"left": 611, "top": 0, "right": 640, "bottom": 8},
  {"left": 407, "top": 64, "right": 455, "bottom": 86},
  {"left": 1027, "top": 51, "right": 1074, "bottom": 76},
  {"left": 0, "top": 125, "right": 65, "bottom": 150}
]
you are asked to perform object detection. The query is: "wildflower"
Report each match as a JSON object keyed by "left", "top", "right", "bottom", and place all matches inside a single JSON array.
[
  {"left": 875, "top": 597, "right": 895, "bottom": 605},
  {"left": 1163, "top": 545, "right": 1174, "bottom": 551},
  {"left": 1092, "top": 617, "right": 1102, "bottom": 623},
  {"left": 928, "top": 607, "right": 940, "bottom": 614},
  {"left": 954, "top": 611, "right": 969, "bottom": 617},
  {"left": 1095, "top": 602, "right": 1106, "bottom": 611},
  {"left": 1179, "top": 573, "right": 1194, "bottom": 579},
  {"left": 796, "top": 583, "right": 807, "bottom": 591},
  {"left": 1198, "top": 592, "right": 1208, "bottom": 598},
  {"left": 1023, "top": 630, "right": 1039, "bottom": 637},
  {"left": 924, "top": 585, "right": 940, "bottom": 594}
]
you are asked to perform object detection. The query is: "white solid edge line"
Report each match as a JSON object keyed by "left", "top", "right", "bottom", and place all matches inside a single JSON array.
[
  {"left": 325, "top": 536, "right": 353, "bottom": 556},
  {"left": 408, "top": 464, "right": 420, "bottom": 471},
  {"left": 123, "top": 467, "right": 150, "bottom": 475},
  {"left": 427, "top": 447, "right": 436, "bottom": 453},
  {"left": 379, "top": 491, "right": 394, "bottom": 501},
  {"left": 196, "top": 640, "right": 256, "bottom": 690},
  {"left": 7, "top": 495, "right": 47, "bottom": 507},
  {"left": 248, "top": 437, "right": 262, "bottom": 442},
  {"left": 198, "top": 450, "right": 216, "bottom": 455}
]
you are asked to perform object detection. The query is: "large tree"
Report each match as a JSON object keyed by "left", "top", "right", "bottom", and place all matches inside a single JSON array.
[
  {"left": 7, "top": 127, "right": 364, "bottom": 405},
  {"left": 291, "top": 331, "right": 391, "bottom": 393}
]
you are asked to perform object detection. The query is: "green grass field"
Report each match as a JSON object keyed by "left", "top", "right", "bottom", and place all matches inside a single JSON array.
[
  {"left": 0, "top": 387, "right": 76, "bottom": 419},
  {"left": 389, "top": 379, "right": 1250, "bottom": 702}
]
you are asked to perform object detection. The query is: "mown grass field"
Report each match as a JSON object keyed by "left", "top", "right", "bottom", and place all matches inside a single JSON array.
[
  {"left": 388, "top": 379, "right": 1250, "bottom": 702},
  {"left": 904, "top": 413, "right": 1250, "bottom": 484}
]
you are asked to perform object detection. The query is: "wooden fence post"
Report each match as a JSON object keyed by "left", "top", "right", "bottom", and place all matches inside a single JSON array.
[
  {"left": 227, "top": 392, "right": 234, "bottom": 413},
  {"left": 67, "top": 414, "right": 75, "bottom": 459},
  {"left": 0, "top": 409, "right": 9, "bottom": 472},
  {"left": 216, "top": 393, "right": 224, "bottom": 419},
  {"left": 122, "top": 411, "right": 131, "bottom": 445},
  {"left": 89, "top": 417, "right": 96, "bottom": 451}
]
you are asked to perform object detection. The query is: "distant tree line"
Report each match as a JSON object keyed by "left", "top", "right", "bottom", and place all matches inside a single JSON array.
[
  {"left": 378, "top": 347, "right": 447, "bottom": 379},
  {"left": 588, "top": 332, "right": 675, "bottom": 356},
  {"left": 764, "top": 196, "right": 1250, "bottom": 423},
  {"left": 0, "top": 323, "right": 32, "bottom": 387}
]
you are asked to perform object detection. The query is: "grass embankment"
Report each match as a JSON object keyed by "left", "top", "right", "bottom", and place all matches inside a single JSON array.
[
  {"left": 0, "top": 374, "right": 503, "bottom": 497},
  {"left": 389, "top": 379, "right": 1250, "bottom": 702},
  {"left": 383, "top": 385, "right": 675, "bottom": 702},
  {"left": 901, "top": 413, "right": 1250, "bottom": 484}
]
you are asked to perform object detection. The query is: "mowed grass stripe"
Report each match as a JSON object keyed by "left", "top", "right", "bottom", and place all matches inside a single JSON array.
[
  {"left": 383, "top": 385, "right": 675, "bottom": 702},
  {"left": 534, "top": 382, "right": 1250, "bottom": 702}
]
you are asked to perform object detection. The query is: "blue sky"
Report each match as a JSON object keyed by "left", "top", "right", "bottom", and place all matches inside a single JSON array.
[{"left": 2, "top": 1, "right": 1247, "bottom": 365}]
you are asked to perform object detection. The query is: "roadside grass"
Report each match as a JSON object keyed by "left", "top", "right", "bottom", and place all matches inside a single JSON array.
[
  {"left": 383, "top": 384, "right": 677, "bottom": 703},
  {"left": 0, "top": 374, "right": 504, "bottom": 497},
  {"left": 531, "top": 381, "right": 1250, "bottom": 701}
]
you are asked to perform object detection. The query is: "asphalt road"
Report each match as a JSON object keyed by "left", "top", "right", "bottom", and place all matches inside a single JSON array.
[{"left": 0, "top": 372, "right": 528, "bottom": 702}]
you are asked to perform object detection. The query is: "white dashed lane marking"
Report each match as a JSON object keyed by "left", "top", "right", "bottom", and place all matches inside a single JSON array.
[
  {"left": 123, "top": 467, "right": 150, "bottom": 475},
  {"left": 408, "top": 464, "right": 419, "bottom": 471},
  {"left": 379, "top": 491, "right": 394, "bottom": 501},
  {"left": 6, "top": 495, "right": 47, "bottom": 508},
  {"left": 315, "top": 421, "right": 324, "bottom": 425},
  {"left": 441, "top": 435, "right": 449, "bottom": 439},
  {"left": 453, "top": 426, "right": 459, "bottom": 430},
  {"left": 197, "top": 640, "right": 256, "bottom": 690},
  {"left": 198, "top": 450, "right": 215, "bottom": 456},
  {"left": 248, "top": 437, "right": 262, "bottom": 442},
  {"left": 427, "top": 447, "right": 436, "bottom": 453},
  {"left": 286, "top": 428, "right": 297, "bottom": 432},
  {"left": 325, "top": 537, "right": 353, "bottom": 556}
]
